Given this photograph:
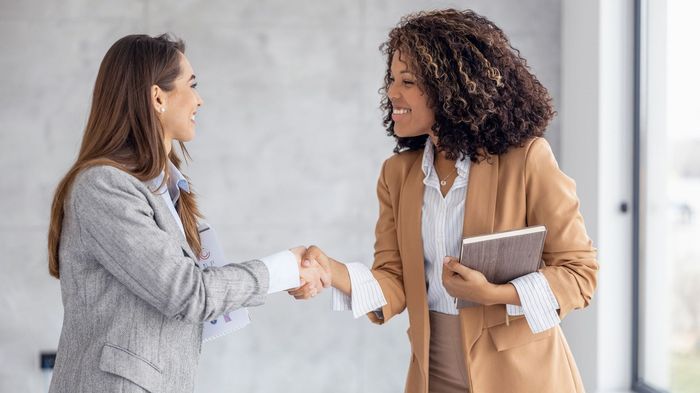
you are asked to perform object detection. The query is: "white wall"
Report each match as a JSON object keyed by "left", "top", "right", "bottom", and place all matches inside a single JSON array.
[
  {"left": 560, "top": 1, "right": 635, "bottom": 392},
  {"left": 0, "top": 1, "right": 562, "bottom": 392}
]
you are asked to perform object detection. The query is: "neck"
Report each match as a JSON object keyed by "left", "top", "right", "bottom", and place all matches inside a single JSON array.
[
  {"left": 431, "top": 139, "right": 455, "bottom": 168},
  {"left": 164, "top": 138, "right": 172, "bottom": 156}
]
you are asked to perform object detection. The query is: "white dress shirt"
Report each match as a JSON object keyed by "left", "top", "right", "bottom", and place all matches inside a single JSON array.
[
  {"left": 148, "top": 161, "right": 300, "bottom": 294},
  {"left": 332, "top": 139, "right": 561, "bottom": 333}
]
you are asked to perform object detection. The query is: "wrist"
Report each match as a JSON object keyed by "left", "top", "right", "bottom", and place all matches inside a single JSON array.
[
  {"left": 481, "top": 283, "right": 500, "bottom": 306},
  {"left": 485, "top": 283, "right": 520, "bottom": 306},
  {"left": 329, "top": 258, "right": 352, "bottom": 295},
  {"left": 482, "top": 283, "right": 510, "bottom": 306},
  {"left": 329, "top": 259, "right": 342, "bottom": 281}
]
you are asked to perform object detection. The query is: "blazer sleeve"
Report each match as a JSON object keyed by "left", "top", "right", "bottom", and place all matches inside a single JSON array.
[
  {"left": 69, "top": 166, "right": 270, "bottom": 324},
  {"left": 525, "top": 138, "right": 599, "bottom": 319},
  {"left": 367, "top": 160, "right": 407, "bottom": 324}
]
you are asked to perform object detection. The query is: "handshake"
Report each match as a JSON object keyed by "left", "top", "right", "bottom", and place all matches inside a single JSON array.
[{"left": 287, "top": 246, "right": 334, "bottom": 300}]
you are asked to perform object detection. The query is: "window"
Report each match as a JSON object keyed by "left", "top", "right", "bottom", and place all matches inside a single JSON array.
[{"left": 635, "top": 1, "right": 700, "bottom": 392}]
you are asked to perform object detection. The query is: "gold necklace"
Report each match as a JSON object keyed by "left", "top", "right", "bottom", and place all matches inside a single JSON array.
[{"left": 439, "top": 167, "right": 458, "bottom": 186}]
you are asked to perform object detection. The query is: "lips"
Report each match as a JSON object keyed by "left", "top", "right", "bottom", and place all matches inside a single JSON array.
[{"left": 392, "top": 107, "right": 411, "bottom": 121}]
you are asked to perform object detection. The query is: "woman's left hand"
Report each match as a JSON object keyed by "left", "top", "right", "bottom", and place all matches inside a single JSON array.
[{"left": 442, "top": 256, "right": 496, "bottom": 305}]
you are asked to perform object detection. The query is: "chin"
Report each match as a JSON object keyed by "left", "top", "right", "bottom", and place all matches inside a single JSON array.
[
  {"left": 393, "top": 127, "right": 425, "bottom": 138},
  {"left": 175, "top": 130, "right": 196, "bottom": 143}
]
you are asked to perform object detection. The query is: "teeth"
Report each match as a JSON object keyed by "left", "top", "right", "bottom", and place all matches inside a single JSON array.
[
  {"left": 190, "top": 115, "right": 196, "bottom": 121},
  {"left": 394, "top": 108, "right": 411, "bottom": 115}
]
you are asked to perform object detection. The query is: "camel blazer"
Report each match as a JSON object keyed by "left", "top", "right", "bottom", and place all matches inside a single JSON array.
[{"left": 367, "top": 137, "right": 598, "bottom": 393}]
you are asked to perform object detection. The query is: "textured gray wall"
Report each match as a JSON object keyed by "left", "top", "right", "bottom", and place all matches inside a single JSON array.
[{"left": 0, "top": 1, "right": 561, "bottom": 392}]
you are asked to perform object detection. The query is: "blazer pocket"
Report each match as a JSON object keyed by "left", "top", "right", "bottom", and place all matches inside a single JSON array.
[
  {"left": 99, "top": 343, "right": 163, "bottom": 393},
  {"left": 487, "top": 317, "right": 553, "bottom": 352}
]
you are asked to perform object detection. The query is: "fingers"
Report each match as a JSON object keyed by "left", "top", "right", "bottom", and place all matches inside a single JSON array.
[
  {"left": 287, "top": 278, "right": 306, "bottom": 292},
  {"left": 305, "top": 245, "right": 329, "bottom": 266},
  {"left": 289, "top": 246, "right": 308, "bottom": 264},
  {"left": 299, "top": 262, "right": 325, "bottom": 293},
  {"left": 305, "top": 257, "right": 332, "bottom": 288},
  {"left": 442, "top": 256, "right": 469, "bottom": 276},
  {"left": 287, "top": 282, "right": 320, "bottom": 300},
  {"left": 290, "top": 246, "right": 308, "bottom": 254},
  {"left": 319, "top": 265, "right": 332, "bottom": 288},
  {"left": 442, "top": 256, "right": 460, "bottom": 268},
  {"left": 306, "top": 245, "right": 323, "bottom": 256}
]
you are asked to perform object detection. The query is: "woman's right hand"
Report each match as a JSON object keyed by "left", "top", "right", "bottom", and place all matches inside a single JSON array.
[
  {"left": 288, "top": 246, "right": 324, "bottom": 299},
  {"left": 287, "top": 246, "right": 333, "bottom": 300},
  {"left": 304, "top": 246, "right": 332, "bottom": 287}
]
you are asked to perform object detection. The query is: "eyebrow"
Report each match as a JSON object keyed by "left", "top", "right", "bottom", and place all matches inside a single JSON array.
[{"left": 188, "top": 74, "right": 196, "bottom": 81}]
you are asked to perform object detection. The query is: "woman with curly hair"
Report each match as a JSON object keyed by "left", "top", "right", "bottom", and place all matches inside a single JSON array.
[{"left": 289, "top": 8, "right": 596, "bottom": 393}]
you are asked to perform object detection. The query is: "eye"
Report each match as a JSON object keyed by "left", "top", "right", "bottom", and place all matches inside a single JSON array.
[
  {"left": 191, "top": 82, "right": 198, "bottom": 89},
  {"left": 403, "top": 80, "right": 415, "bottom": 86}
]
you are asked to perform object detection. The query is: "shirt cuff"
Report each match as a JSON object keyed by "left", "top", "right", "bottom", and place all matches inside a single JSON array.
[
  {"left": 345, "top": 262, "right": 387, "bottom": 319},
  {"left": 260, "top": 250, "right": 300, "bottom": 294},
  {"left": 331, "top": 287, "right": 352, "bottom": 311},
  {"left": 507, "top": 272, "right": 560, "bottom": 333}
]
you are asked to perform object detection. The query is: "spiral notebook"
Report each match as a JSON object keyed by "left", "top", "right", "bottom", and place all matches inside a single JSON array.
[
  {"left": 456, "top": 225, "right": 547, "bottom": 309},
  {"left": 197, "top": 223, "right": 251, "bottom": 342}
]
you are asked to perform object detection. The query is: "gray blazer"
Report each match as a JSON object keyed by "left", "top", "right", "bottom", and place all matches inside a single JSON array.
[{"left": 49, "top": 165, "right": 271, "bottom": 393}]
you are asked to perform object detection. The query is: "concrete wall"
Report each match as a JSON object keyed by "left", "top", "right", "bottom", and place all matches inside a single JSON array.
[{"left": 0, "top": 1, "right": 562, "bottom": 392}]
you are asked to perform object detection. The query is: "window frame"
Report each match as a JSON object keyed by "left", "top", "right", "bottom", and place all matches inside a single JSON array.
[{"left": 633, "top": 0, "right": 671, "bottom": 392}]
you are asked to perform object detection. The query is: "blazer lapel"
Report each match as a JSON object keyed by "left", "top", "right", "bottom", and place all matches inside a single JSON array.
[
  {"left": 398, "top": 155, "right": 427, "bottom": 300},
  {"left": 398, "top": 153, "right": 431, "bottom": 369},
  {"left": 149, "top": 192, "right": 198, "bottom": 262},
  {"left": 460, "top": 154, "right": 500, "bottom": 352},
  {"left": 463, "top": 155, "right": 499, "bottom": 237}
]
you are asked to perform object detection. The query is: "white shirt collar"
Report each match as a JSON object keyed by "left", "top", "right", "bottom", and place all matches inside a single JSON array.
[{"left": 147, "top": 160, "right": 190, "bottom": 202}]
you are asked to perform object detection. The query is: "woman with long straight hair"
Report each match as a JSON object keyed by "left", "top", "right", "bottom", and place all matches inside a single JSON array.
[
  {"left": 47, "top": 34, "right": 326, "bottom": 393},
  {"left": 291, "top": 9, "right": 597, "bottom": 393}
]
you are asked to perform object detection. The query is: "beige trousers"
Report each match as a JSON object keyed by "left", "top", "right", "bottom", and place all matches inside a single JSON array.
[{"left": 428, "top": 311, "right": 470, "bottom": 393}]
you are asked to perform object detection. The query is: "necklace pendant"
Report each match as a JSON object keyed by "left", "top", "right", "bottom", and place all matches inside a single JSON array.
[{"left": 440, "top": 180, "right": 447, "bottom": 186}]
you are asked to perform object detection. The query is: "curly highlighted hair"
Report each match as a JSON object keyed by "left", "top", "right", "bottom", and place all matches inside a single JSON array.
[{"left": 380, "top": 9, "right": 555, "bottom": 162}]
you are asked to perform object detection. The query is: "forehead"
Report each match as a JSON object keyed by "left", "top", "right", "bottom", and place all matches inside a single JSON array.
[
  {"left": 177, "top": 53, "right": 194, "bottom": 78},
  {"left": 391, "top": 50, "right": 414, "bottom": 72}
]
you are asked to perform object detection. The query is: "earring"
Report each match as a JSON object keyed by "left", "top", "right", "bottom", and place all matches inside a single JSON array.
[{"left": 159, "top": 107, "right": 166, "bottom": 113}]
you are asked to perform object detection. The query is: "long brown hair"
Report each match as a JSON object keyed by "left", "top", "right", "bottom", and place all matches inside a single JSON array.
[{"left": 48, "top": 34, "right": 203, "bottom": 279}]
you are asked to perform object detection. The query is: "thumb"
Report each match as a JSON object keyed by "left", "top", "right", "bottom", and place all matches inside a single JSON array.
[
  {"left": 443, "top": 257, "right": 468, "bottom": 275},
  {"left": 442, "top": 256, "right": 460, "bottom": 269}
]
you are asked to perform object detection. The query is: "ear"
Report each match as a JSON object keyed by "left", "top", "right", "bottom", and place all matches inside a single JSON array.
[{"left": 151, "top": 85, "right": 167, "bottom": 113}]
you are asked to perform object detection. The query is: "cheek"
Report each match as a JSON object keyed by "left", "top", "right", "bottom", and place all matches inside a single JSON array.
[
  {"left": 409, "top": 93, "right": 435, "bottom": 127},
  {"left": 411, "top": 106, "right": 435, "bottom": 132}
]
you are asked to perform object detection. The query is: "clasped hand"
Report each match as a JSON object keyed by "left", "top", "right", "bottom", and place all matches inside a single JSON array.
[
  {"left": 287, "top": 246, "right": 332, "bottom": 300},
  {"left": 442, "top": 256, "right": 499, "bottom": 305}
]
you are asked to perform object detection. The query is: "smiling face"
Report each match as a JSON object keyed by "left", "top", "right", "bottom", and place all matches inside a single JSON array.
[
  {"left": 156, "top": 53, "right": 203, "bottom": 144},
  {"left": 387, "top": 50, "right": 435, "bottom": 138}
]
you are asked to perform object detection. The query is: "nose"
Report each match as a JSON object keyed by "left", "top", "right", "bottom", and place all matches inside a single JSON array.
[
  {"left": 196, "top": 90, "right": 204, "bottom": 107},
  {"left": 387, "top": 79, "right": 400, "bottom": 101}
]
